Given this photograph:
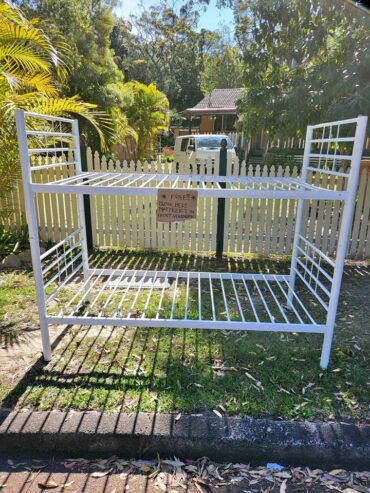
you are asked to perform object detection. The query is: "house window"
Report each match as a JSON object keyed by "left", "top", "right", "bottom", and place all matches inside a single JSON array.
[{"left": 213, "top": 114, "right": 237, "bottom": 132}]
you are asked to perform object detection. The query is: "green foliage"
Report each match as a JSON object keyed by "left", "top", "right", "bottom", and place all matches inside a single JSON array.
[
  {"left": 111, "top": 1, "right": 217, "bottom": 111},
  {"left": 0, "top": 224, "right": 29, "bottom": 261},
  {"left": 0, "top": 1, "right": 114, "bottom": 211},
  {"left": 121, "top": 81, "right": 169, "bottom": 160},
  {"left": 16, "top": 0, "right": 123, "bottom": 108},
  {"left": 234, "top": 0, "right": 370, "bottom": 138},
  {"left": 200, "top": 46, "right": 243, "bottom": 94}
]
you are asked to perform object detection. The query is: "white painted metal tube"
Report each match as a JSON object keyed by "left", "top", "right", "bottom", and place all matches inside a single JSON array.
[
  {"left": 15, "top": 109, "right": 51, "bottom": 361},
  {"left": 288, "top": 125, "right": 314, "bottom": 303},
  {"left": 46, "top": 315, "right": 326, "bottom": 333},
  {"left": 320, "top": 115, "right": 368, "bottom": 369},
  {"left": 24, "top": 111, "right": 74, "bottom": 123}
]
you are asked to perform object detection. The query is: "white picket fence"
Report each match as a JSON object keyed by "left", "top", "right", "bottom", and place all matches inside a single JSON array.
[{"left": 1, "top": 147, "right": 370, "bottom": 258}]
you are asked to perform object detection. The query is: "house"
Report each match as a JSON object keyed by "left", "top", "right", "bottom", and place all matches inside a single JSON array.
[{"left": 182, "top": 88, "right": 243, "bottom": 133}]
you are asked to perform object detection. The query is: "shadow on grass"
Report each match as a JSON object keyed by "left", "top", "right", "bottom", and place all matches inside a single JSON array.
[{"left": 0, "top": 252, "right": 369, "bottom": 423}]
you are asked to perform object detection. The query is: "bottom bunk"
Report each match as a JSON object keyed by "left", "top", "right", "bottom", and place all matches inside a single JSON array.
[{"left": 44, "top": 268, "right": 327, "bottom": 333}]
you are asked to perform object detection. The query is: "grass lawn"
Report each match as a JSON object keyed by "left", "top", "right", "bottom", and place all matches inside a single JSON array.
[{"left": 0, "top": 249, "right": 369, "bottom": 422}]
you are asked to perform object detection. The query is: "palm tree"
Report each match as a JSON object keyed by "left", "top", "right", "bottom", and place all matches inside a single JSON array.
[
  {"left": 121, "top": 81, "right": 169, "bottom": 161},
  {"left": 0, "top": 0, "right": 112, "bottom": 201}
]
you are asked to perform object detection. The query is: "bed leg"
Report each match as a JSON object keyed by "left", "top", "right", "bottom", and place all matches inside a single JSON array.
[
  {"left": 320, "top": 326, "right": 333, "bottom": 370},
  {"left": 40, "top": 316, "right": 52, "bottom": 362}
]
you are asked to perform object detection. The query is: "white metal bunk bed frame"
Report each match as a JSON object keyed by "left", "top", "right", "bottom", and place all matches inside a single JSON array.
[{"left": 15, "top": 110, "right": 368, "bottom": 369}]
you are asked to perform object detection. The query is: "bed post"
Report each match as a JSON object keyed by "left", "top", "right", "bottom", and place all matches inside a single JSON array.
[
  {"left": 71, "top": 119, "right": 90, "bottom": 288},
  {"left": 320, "top": 115, "right": 367, "bottom": 369},
  {"left": 288, "top": 124, "right": 313, "bottom": 303},
  {"left": 15, "top": 110, "right": 52, "bottom": 361}
]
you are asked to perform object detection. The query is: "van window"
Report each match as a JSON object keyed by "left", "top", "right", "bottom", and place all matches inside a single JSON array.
[
  {"left": 196, "top": 136, "right": 233, "bottom": 149},
  {"left": 180, "top": 138, "right": 189, "bottom": 152}
]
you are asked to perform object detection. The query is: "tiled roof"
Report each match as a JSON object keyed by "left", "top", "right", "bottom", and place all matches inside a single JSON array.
[{"left": 192, "top": 88, "right": 243, "bottom": 110}]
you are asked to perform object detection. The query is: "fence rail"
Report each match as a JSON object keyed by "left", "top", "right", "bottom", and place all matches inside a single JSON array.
[{"left": 1, "top": 147, "right": 370, "bottom": 259}]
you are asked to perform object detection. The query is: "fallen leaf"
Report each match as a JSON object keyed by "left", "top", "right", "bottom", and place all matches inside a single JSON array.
[
  {"left": 280, "top": 479, "right": 287, "bottom": 493},
  {"left": 274, "top": 472, "right": 292, "bottom": 479},
  {"left": 90, "top": 468, "right": 112, "bottom": 478},
  {"left": 38, "top": 480, "right": 59, "bottom": 489},
  {"left": 60, "top": 481, "right": 74, "bottom": 489},
  {"left": 162, "top": 459, "right": 185, "bottom": 468}
]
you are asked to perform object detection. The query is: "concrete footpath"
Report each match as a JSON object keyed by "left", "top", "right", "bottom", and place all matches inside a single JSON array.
[{"left": 0, "top": 411, "right": 369, "bottom": 469}]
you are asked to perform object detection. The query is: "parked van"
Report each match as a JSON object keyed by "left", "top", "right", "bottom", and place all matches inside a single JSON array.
[{"left": 174, "top": 134, "right": 236, "bottom": 164}]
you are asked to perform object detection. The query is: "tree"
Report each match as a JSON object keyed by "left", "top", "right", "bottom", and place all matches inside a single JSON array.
[
  {"left": 232, "top": 0, "right": 370, "bottom": 138},
  {"left": 0, "top": 1, "right": 111, "bottom": 203},
  {"left": 121, "top": 81, "right": 169, "bottom": 160},
  {"left": 200, "top": 46, "right": 243, "bottom": 94},
  {"left": 111, "top": 1, "right": 216, "bottom": 111},
  {"left": 15, "top": 0, "right": 124, "bottom": 108}
]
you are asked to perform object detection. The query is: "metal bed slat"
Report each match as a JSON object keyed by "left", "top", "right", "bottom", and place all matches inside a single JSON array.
[
  {"left": 123, "top": 174, "right": 147, "bottom": 187},
  {"left": 311, "top": 137, "right": 355, "bottom": 143},
  {"left": 43, "top": 252, "right": 83, "bottom": 289},
  {"left": 56, "top": 269, "right": 97, "bottom": 315},
  {"left": 45, "top": 262, "right": 84, "bottom": 304},
  {"left": 26, "top": 130, "right": 73, "bottom": 137},
  {"left": 98, "top": 271, "right": 128, "bottom": 317},
  {"left": 241, "top": 278, "right": 260, "bottom": 322},
  {"left": 141, "top": 272, "right": 158, "bottom": 319},
  {"left": 154, "top": 174, "right": 169, "bottom": 188},
  {"left": 198, "top": 273, "right": 202, "bottom": 321},
  {"left": 31, "top": 161, "right": 76, "bottom": 171},
  {"left": 309, "top": 153, "right": 352, "bottom": 160},
  {"left": 262, "top": 276, "right": 290, "bottom": 323},
  {"left": 108, "top": 173, "right": 136, "bottom": 187},
  {"left": 209, "top": 274, "right": 216, "bottom": 321},
  {"left": 229, "top": 276, "right": 245, "bottom": 322},
  {"left": 24, "top": 111, "right": 74, "bottom": 122},
  {"left": 296, "top": 245, "right": 333, "bottom": 282},
  {"left": 84, "top": 272, "right": 117, "bottom": 316},
  {"left": 113, "top": 271, "right": 138, "bottom": 318},
  {"left": 40, "top": 229, "right": 81, "bottom": 260},
  {"left": 50, "top": 171, "right": 98, "bottom": 186},
  {"left": 69, "top": 270, "right": 106, "bottom": 315},
  {"left": 298, "top": 235, "right": 336, "bottom": 267},
  {"left": 170, "top": 273, "right": 180, "bottom": 319},
  {"left": 306, "top": 167, "right": 350, "bottom": 177},
  {"left": 155, "top": 272, "right": 169, "bottom": 319},
  {"left": 219, "top": 274, "right": 230, "bottom": 321},
  {"left": 42, "top": 240, "right": 82, "bottom": 275},
  {"left": 184, "top": 272, "right": 190, "bottom": 320},
  {"left": 28, "top": 147, "right": 75, "bottom": 154},
  {"left": 293, "top": 268, "right": 329, "bottom": 311},
  {"left": 252, "top": 278, "right": 275, "bottom": 323},
  {"left": 282, "top": 278, "right": 317, "bottom": 324},
  {"left": 273, "top": 276, "right": 304, "bottom": 324},
  {"left": 127, "top": 272, "right": 148, "bottom": 318},
  {"left": 295, "top": 258, "right": 331, "bottom": 298}
]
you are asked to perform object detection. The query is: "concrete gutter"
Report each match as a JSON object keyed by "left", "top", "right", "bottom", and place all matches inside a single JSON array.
[{"left": 0, "top": 411, "right": 369, "bottom": 468}]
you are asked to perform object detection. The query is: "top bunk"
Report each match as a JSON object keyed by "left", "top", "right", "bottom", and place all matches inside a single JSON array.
[
  {"left": 16, "top": 111, "right": 368, "bottom": 201},
  {"left": 29, "top": 172, "right": 348, "bottom": 200}
]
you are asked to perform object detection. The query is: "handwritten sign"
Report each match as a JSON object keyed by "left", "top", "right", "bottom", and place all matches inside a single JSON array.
[{"left": 157, "top": 189, "right": 198, "bottom": 222}]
